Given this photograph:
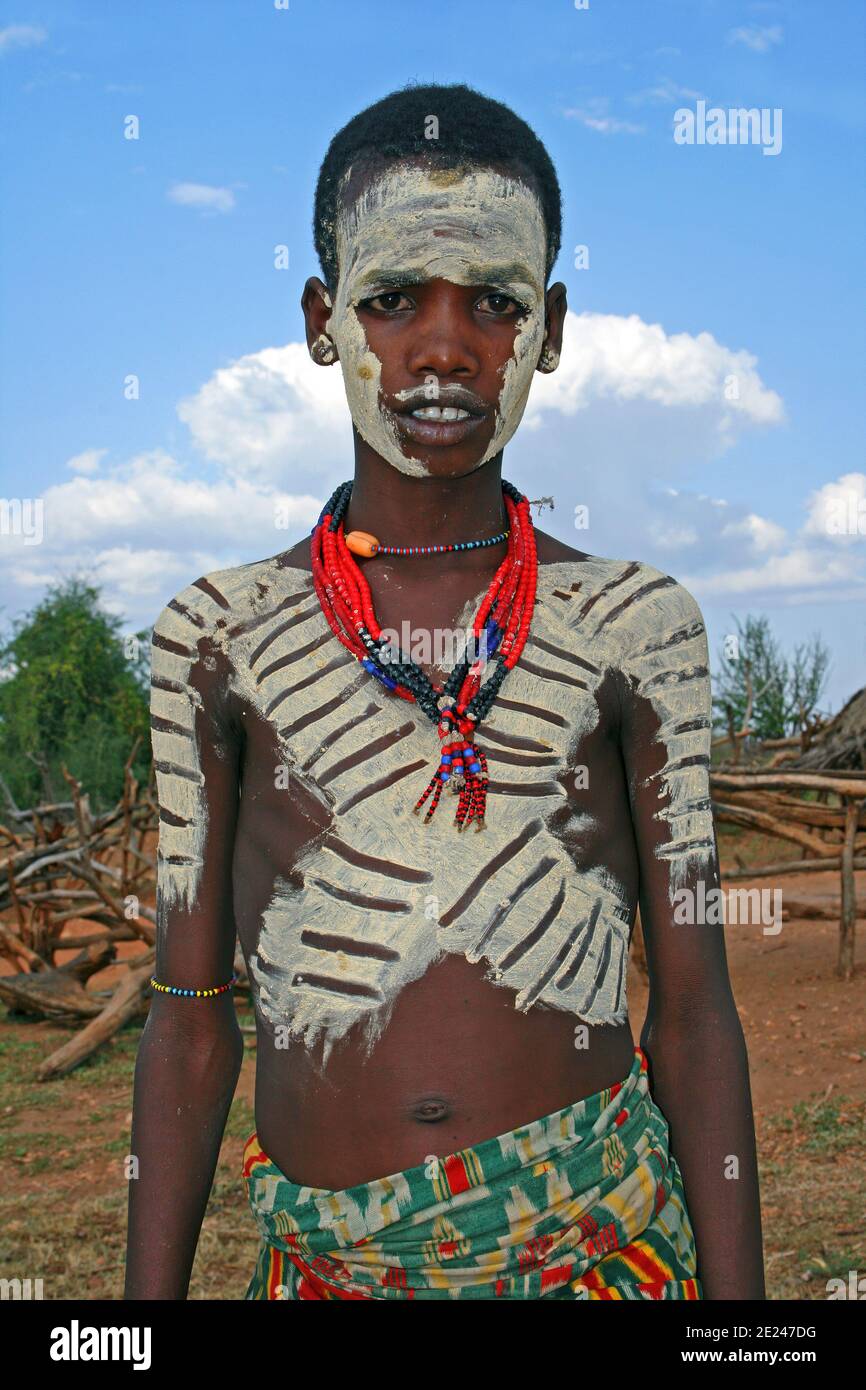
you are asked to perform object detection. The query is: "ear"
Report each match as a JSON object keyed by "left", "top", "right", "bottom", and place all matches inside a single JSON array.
[
  {"left": 536, "top": 281, "right": 567, "bottom": 374},
  {"left": 301, "top": 277, "right": 340, "bottom": 364}
]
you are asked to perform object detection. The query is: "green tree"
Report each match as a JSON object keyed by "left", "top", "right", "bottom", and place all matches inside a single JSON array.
[
  {"left": 713, "top": 614, "right": 830, "bottom": 742},
  {"left": 0, "top": 577, "right": 151, "bottom": 811}
]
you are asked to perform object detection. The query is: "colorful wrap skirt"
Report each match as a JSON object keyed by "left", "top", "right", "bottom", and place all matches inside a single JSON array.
[{"left": 242, "top": 1045, "right": 701, "bottom": 1300}]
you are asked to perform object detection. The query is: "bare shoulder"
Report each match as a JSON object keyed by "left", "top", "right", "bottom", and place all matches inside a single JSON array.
[
  {"left": 533, "top": 530, "right": 707, "bottom": 676},
  {"left": 151, "top": 541, "right": 314, "bottom": 656},
  {"left": 536, "top": 529, "right": 703, "bottom": 612}
]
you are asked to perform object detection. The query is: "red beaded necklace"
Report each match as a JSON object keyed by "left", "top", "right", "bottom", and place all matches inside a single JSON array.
[{"left": 310, "top": 479, "right": 538, "bottom": 831}]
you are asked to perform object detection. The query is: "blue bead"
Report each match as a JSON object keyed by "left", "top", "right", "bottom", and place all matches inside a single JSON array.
[
  {"left": 469, "top": 762, "right": 481, "bottom": 773},
  {"left": 440, "top": 771, "right": 450, "bottom": 781}
]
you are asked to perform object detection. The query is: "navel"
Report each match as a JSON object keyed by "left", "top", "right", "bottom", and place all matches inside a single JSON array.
[{"left": 408, "top": 1097, "right": 452, "bottom": 1124}]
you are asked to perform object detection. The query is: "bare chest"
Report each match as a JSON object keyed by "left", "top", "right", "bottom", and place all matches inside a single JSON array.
[{"left": 223, "top": 560, "right": 639, "bottom": 1064}]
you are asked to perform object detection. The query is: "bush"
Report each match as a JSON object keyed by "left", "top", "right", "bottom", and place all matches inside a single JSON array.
[{"left": 0, "top": 577, "right": 151, "bottom": 812}]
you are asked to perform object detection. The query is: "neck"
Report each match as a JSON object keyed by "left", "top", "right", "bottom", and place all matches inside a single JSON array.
[{"left": 345, "top": 434, "right": 509, "bottom": 556}]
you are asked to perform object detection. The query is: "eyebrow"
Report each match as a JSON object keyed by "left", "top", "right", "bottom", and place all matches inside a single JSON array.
[
  {"left": 356, "top": 268, "right": 430, "bottom": 289},
  {"left": 355, "top": 262, "right": 540, "bottom": 291}
]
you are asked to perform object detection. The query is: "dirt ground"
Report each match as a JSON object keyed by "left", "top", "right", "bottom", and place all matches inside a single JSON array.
[{"left": 1, "top": 826, "right": 863, "bottom": 1300}]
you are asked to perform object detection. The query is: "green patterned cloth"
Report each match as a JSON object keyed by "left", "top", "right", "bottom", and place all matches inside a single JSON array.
[{"left": 242, "top": 1045, "right": 701, "bottom": 1300}]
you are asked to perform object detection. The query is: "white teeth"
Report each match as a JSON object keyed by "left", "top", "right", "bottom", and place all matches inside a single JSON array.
[{"left": 410, "top": 406, "right": 470, "bottom": 421}]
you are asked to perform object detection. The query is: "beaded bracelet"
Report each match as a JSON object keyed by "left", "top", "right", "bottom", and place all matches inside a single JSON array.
[{"left": 149, "top": 974, "right": 237, "bottom": 999}]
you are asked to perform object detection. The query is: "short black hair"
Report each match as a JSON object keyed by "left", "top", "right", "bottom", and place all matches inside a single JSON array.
[{"left": 313, "top": 82, "right": 562, "bottom": 293}]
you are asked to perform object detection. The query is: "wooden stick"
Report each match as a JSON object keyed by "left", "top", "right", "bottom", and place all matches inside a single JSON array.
[
  {"left": 70, "top": 859, "right": 156, "bottom": 945},
  {"left": 712, "top": 801, "right": 834, "bottom": 857},
  {"left": 779, "top": 897, "right": 845, "bottom": 921},
  {"left": 48, "top": 903, "right": 119, "bottom": 928},
  {"left": 61, "top": 765, "right": 93, "bottom": 845},
  {"left": 0, "top": 921, "right": 47, "bottom": 971},
  {"left": 49, "top": 926, "right": 138, "bottom": 950},
  {"left": 120, "top": 738, "right": 141, "bottom": 899},
  {"left": 36, "top": 952, "right": 155, "bottom": 1080},
  {"left": 6, "top": 862, "right": 26, "bottom": 930},
  {"left": 713, "top": 772, "right": 866, "bottom": 797},
  {"left": 839, "top": 799, "right": 862, "bottom": 980},
  {"left": 722, "top": 855, "right": 866, "bottom": 880},
  {"left": 717, "top": 790, "right": 863, "bottom": 831},
  {"left": 0, "top": 770, "right": 22, "bottom": 816}
]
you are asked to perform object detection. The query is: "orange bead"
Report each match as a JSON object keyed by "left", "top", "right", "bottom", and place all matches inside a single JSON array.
[{"left": 345, "top": 530, "right": 379, "bottom": 558}]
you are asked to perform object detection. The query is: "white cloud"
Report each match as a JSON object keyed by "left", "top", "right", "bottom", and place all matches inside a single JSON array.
[
  {"left": 719, "top": 512, "right": 787, "bottom": 552},
  {"left": 524, "top": 310, "right": 784, "bottom": 436},
  {"left": 167, "top": 182, "right": 236, "bottom": 214},
  {"left": 563, "top": 107, "right": 645, "bottom": 135},
  {"left": 67, "top": 447, "right": 107, "bottom": 475},
  {"left": 3, "top": 450, "right": 322, "bottom": 619},
  {"left": 646, "top": 521, "right": 699, "bottom": 549},
  {"left": 628, "top": 78, "right": 704, "bottom": 106},
  {"left": 177, "top": 342, "right": 350, "bottom": 480},
  {"left": 36, "top": 449, "right": 320, "bottom": 545},
  {"left": 676, "top": 472, "right": 865, "bottom": 604},
  {"left": 683, "top": 546, "right": 863, "bottom": 601},
  {"left": 0, "top": 23, "right": 47, "bottom": 53},
  {"left": 802, "top": 472, "right": 866, "bottom": 545},
  {"left": 79, "top": 546, "right": 224, "bottom": 599},
  {"left": 727, "top": 25, "right": 783, "bottom": 53}
]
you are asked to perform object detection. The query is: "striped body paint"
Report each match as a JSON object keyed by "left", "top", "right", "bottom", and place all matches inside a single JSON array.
[{"left": 150, "top": 556, "right": 714, "bottom": 1064}]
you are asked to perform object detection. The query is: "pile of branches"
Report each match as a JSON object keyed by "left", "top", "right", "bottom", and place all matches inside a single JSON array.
[
  {"left": 1, "top": 742, "right": 250, "bottom": 1079},
  {"left": 781, "top": 686, "right": 866, "bottom": 773},
  {"left": 0, "top": 742, "right": 163, "bottom": 1078}
]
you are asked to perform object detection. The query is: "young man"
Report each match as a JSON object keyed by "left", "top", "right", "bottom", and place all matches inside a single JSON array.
[{"left": 125, "top": 83, "right": 764, "bottom": 1301}]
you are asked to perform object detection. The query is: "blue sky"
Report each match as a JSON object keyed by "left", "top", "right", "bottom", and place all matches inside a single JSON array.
[{"left": 1, "top": 0, "right": 864, "bottom": 711}]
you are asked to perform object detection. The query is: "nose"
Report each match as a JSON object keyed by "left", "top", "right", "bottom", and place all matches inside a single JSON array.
[{"left": 405, "top": 281, "right": 482, "bottom": 380}]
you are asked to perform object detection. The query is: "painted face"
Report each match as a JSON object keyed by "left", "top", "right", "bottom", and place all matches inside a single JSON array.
[{"left": 326, "top": 164, "right": 549, "bottom": 476}]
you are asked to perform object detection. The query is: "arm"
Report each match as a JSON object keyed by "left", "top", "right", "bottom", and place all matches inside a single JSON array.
[
  {"left": 618, "top": 577, "right": 765, "bottom": 1300},
  {"left": 124, "top": 583, "right": 244, "bottom": 1300}
]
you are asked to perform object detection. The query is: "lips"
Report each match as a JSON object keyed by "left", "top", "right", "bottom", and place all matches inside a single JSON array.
[{"left": 391, "top": 386, "right": 489, "bottom": 448}]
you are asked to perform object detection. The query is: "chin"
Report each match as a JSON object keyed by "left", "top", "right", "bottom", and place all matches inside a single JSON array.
[
  {"left": 385, "top": 425, "right": 500, "bottom": 480},
  {"left": 388, "top": 449, "right": 494, "bottom": 480}
]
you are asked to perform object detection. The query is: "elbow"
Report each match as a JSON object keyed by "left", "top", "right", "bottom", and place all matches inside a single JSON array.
[
  {"left": 135, "top": 1001, "right": 245, "bottom": 1087},
  {"left": 643, "top": 989, "right": 746, "bottom": 1055}
]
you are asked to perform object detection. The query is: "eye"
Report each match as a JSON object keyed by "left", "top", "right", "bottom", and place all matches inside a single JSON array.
[
  {"left": 358, "top": 290, "right": 414, "bottom": 313},
  {"left": 476, "top": 292, "right": 529, "bottom": 318}
]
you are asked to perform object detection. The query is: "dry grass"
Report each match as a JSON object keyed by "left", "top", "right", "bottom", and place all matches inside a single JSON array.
[
  {"left": 757, "top": 1092, "right": 866, "bottom": 1299},
  {"left": 0, "top": 1010, "right": 260, "bottom": 1300}
]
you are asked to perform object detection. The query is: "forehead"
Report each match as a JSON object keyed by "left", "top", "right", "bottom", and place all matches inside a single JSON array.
[{"left": 334, "top": 161, "right": 547, "bottom": 287}]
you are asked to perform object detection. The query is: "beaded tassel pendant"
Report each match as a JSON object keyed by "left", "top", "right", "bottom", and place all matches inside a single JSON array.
[
  {"left": 310, "top": 479, "right": 538, "bottom": 832},
  {"left": 412, "top": 710, "right": 491, "bottom": 831}
]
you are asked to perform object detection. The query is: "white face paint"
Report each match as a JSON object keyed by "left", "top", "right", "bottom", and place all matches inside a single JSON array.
[{"left": 326, "top": 164, "right": 549, "bottom": 476}]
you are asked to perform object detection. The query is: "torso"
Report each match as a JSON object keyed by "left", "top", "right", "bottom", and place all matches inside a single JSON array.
[{"left": 158, "top": 532, "right": 667, "bottom": 1188}]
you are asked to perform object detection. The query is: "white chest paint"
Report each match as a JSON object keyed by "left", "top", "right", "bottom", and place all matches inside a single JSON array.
[{"left": 150, "top": 556, "right": 714, "bottom": 1064}]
